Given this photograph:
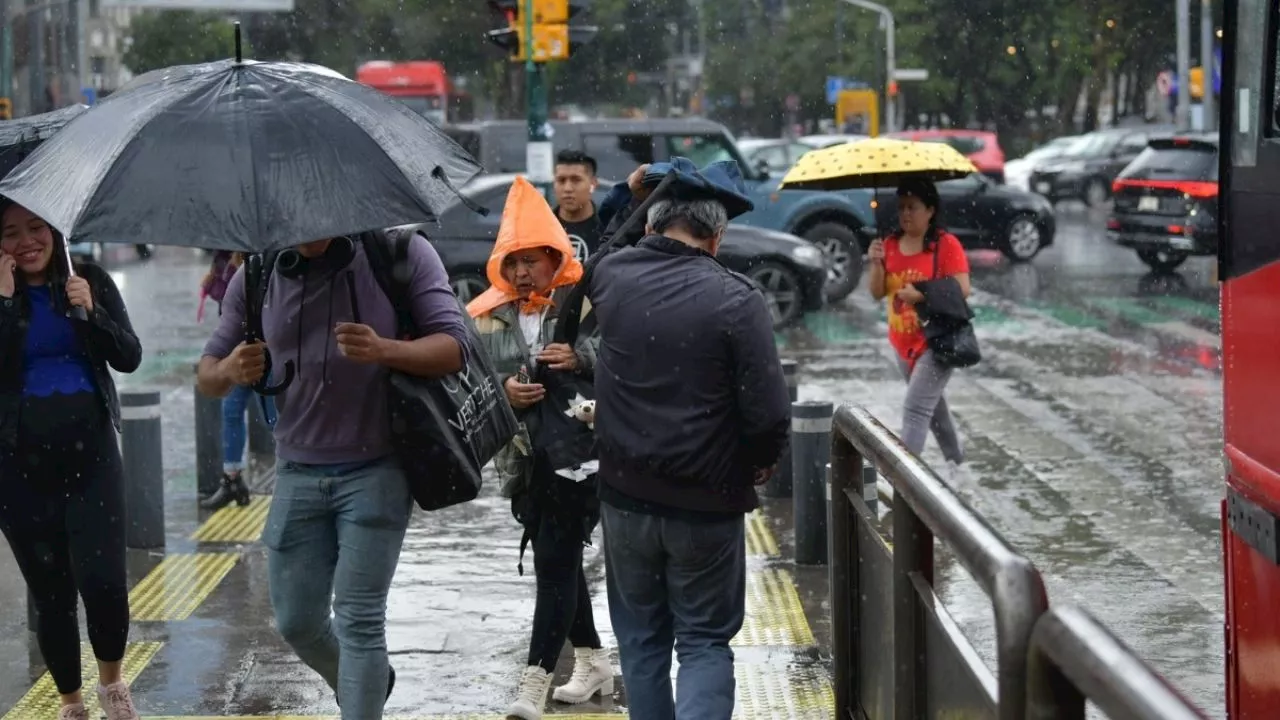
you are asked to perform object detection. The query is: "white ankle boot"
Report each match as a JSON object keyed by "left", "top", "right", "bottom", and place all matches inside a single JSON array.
[
  {"left": 553, "top": 647, "right": 614, "bottom": 704},
  {"left": 507, "top": 665, "right": 553, "bottom": 719}
]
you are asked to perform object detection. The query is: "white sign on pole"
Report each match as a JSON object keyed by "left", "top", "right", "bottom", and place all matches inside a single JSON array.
[
  {"left": 103, "top": 0, "right": 294, "bottom": 10},
  {"left": 526, "top": 141, "right": 554, "bottom": 184},
  {"left": 892, "top": 68, "right": 929, "bottom": 81}
]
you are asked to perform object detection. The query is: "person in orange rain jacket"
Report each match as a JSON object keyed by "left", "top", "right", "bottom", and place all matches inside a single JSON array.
[{"left": 466, "top": 177, "right": 614, "bottom": 719}]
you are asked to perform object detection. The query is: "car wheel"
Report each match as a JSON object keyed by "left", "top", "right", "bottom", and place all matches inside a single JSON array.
[
  {"left": 1001, "top": 214, "right": 1044, "bottom": 262},
  {"left": 450, "top": 272, "right": 489, "bottom": 303},
  {"left": 135, "top": 244, "right": 153, "bottom": 259},
  {"left": 1136, "top": 249, "right": 1189, "bottom": 272},
  {"left": 801, "top": 221, "right": 862, "bottom": 302},
  {"left": 746, "top": 261, "right": 804, "bottom": 328},
  {"left": 1084, "top": 178, "right": 1110, "bottom": 208}
]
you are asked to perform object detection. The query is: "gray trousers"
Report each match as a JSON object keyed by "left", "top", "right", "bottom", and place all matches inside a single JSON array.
[{"left": 897, "top": 350, "right": 964, "bottom": 464}]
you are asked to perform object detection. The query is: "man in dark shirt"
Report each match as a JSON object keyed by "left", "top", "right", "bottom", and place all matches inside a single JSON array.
[
  {"left": 586, "top": 162, "right": 790, "bottom": 719},
  {"left": 552, "top": 150, "right": 603, "bottom": 262}
]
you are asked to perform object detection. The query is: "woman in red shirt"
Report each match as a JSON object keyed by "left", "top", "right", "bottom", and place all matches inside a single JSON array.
[{"left": 867, "top": 178, "right": 970, "bottom": 472}]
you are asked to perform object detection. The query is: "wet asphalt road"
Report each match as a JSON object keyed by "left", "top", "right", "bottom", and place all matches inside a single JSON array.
[{"left": 0, "top": 203, "right": 1226, "bottom": 717}]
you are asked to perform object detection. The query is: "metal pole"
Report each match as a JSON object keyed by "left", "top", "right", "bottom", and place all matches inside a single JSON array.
[
  {"left": 1175, "top": 0, "right": 1191, "bottom": 131},
  {"left": 828, "top": 431, "right": 858, "bottom": 715},
  {"left": 792, "top": 400, "right": 833, "bottom": 565},
  {"left": 1200, "top": 0, "right": 1215, "bottom": 131},
  {"left": 523, "top": 0, "right": 551, "bottom": 191},
  {"left": 194, "top": 365, "right": 223, "bottom": 499},
  {"left": 120, "top": 389, "right": 166, "bottom": 550},
  {"left": 28, "top": 0, "right": 43, "bottom": 113},
  {"left": 763, "top": 358, "right": 799, "bottom": 498},
  {"left": 839, "top": 0, "right": 895, "bottom": 133}
]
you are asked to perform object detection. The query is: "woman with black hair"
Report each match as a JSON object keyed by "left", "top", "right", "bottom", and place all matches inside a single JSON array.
[
  {"left": 866, "top": 178, "right": 970, "bottom": 474},
  {"left": 0, "top": 200, "right": 143, "bottom": 720}
]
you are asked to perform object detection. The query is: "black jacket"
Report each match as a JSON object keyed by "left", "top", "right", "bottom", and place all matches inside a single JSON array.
[
  {"left": 587, "top": 234, "right": 791, "bottom": 515},
  {"left": 0, "top": 262, "right": 142, "bottom": 448}
]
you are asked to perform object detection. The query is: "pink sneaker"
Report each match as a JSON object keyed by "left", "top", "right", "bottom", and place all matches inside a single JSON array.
[
  {"left": 58, "top": 703, "right": 88, "bottom": 720},
  {"left": 96, "top": 681, "right": 140, "bottom": 720}
]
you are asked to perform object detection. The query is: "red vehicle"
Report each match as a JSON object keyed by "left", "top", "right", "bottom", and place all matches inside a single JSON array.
[
  {"left": 355, "top": 60, "right": 475, "bottom": 126},
  {"left": 1221, "top": 0, "right": 1280, "bottom": 717},
  {"left": 887, "top": 129, "right": 1007, "bottom": 183}
]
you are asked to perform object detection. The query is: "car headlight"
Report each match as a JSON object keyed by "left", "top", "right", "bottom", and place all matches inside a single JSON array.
[{"left": 791, "top": 244, "right": 826, "bottom": 268}]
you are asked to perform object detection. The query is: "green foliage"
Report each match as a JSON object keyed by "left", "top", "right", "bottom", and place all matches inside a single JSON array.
[{"left": 122, "top": 11, "right": 245, "bottom": 75}]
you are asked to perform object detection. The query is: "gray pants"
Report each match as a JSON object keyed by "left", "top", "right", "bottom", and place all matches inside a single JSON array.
[{"left": 897, "top": 351, "right": 964, "bottom": 464}]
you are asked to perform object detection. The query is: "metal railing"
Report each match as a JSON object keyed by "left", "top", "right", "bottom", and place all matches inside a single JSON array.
[{"left": 826, "top": 403, "right": 1211, "bottom": 720}]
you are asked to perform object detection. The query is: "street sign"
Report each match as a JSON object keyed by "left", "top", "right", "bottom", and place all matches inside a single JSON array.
[
  {"left": 892, "top": 68, "right": 929, "bottom": 81},
  {"left": 825, "top": 76, "right": 844, "bottom": 105}
]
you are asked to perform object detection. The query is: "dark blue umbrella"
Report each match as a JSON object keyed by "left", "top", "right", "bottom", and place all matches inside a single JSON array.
[{"left": 0, "top": 28, "right": 482, "bottom": 252}]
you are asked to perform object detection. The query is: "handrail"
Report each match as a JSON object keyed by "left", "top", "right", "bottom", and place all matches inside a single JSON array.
[
  {"left": 832, "top": 404, "right": 1049, "bottom": 719},
  {"left": 1025, "top": 606, "right": 1210, "bottom": 720}
]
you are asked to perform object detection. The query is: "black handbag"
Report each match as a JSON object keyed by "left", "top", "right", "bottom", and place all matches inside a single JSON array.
[
  {"left": 921, "top": 240, "right": 982, "bottom": 369},
  {"left": 362, "top": 232, "right": 520, "bottom": 511}
]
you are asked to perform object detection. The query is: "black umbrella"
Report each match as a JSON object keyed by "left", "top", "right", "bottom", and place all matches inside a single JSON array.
[{"left": 0, "top": 26, "right": 482, "bottom": 253}]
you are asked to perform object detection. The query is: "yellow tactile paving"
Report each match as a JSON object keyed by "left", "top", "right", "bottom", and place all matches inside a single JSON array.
[
  {"left": 1, "top": 642, "right": 162, "bottom": 720},
  {"left": 129, "top": 553, "right": 240, "bottom": 621},
  {"left": 191, "top": 495, "right": 271, "bottom": 543},
  {"left": 735, "top": 660, "right": 835, "bottom": 718},
  {"left": 734, "top": 567, "right": 816, "bottom": 647},
  {"left": 745, "top": 510, "right": 780, "bottom": 558}
]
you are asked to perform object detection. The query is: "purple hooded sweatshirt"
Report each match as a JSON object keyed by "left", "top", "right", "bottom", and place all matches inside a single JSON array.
[{"left": 203, "top": 236, "right": 468, "bottom": 465}]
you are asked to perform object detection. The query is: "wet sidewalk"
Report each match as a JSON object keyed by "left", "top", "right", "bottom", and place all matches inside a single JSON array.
[{"left": 0, "top": 387, "right": 835, "bottom": 720}]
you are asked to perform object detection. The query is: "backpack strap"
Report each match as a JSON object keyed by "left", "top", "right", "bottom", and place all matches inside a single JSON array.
[{"left": 362, "top": 230, "right": 417, "bottom": 340}]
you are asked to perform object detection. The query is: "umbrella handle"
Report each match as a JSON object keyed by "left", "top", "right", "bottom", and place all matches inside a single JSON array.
[
  {"left": 252, "top": 352, "right": 294, "bottom": 396},
  {"left": 61, "top": 239, "right": 88, "bottom": 322}
]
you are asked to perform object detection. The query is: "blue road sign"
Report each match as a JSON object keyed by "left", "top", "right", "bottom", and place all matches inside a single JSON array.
[{"left": 826, "top": 76, "right": 844, "bottom": 104}]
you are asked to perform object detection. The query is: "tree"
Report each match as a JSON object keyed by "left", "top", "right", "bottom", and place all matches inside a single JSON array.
[{"left": 122, "top": 11, "right": 245, "bottom": 75}]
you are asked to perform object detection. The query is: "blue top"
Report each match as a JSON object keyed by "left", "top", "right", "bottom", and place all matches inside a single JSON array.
[{"left": 22, "top": 285, "right": 96, "bottom": 397}]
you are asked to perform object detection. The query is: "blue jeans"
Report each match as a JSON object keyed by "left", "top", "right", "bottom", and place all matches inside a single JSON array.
[
  {"left": 601, "top": 503, "right": 745, "bottom": 720},
  {"left": 263, "top": 457, "right": 413, "bottom": 720},
  {"left": 222, "top": 385, "right": 276, "bottom": 472}
]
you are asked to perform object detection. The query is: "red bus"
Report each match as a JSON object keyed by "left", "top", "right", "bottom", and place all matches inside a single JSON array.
[
  {"left": 355, "top": 60, "right": 475, "bottom": 126},
  {"left": 1221, "top": 0, "right": 1280, "bottom": 717}
]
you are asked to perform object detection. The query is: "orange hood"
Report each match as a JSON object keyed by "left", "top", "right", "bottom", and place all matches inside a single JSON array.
[{"left": 466, "top": 176, "right": 584, "bottom": 318}]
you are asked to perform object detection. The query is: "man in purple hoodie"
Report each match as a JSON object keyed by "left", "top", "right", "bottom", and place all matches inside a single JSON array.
[{"left": 197, "top": 233, "right": 467, "bottom": 719}]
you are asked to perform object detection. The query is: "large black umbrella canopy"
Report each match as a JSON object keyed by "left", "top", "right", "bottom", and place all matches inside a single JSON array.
[
  {"left": 0, "top": 104, "right": 88, "bottom": 179},
  {"left": 0, "top": 58, "right": 482, "bottom": 252}
]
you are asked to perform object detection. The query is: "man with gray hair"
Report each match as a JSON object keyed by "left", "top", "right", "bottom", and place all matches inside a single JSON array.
[{"left": 586, "top": 160, "right": 790, "bottom": 719}]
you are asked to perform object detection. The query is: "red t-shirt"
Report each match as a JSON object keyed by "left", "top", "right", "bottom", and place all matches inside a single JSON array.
[{"left": 882, "top": 231, "right": 969, "bottom": 365}]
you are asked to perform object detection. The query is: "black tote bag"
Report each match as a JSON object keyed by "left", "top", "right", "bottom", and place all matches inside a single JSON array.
[
  {"left": 360, "top": 232, "right": 520, "bottom": 510},
  {"left": 921, "top": 240, "right": 981, "bottom": 369}
]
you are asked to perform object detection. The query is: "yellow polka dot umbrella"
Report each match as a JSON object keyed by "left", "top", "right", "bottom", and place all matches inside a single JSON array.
[{"left": 780, "top": 137, "right": 979, "bottom": 191}]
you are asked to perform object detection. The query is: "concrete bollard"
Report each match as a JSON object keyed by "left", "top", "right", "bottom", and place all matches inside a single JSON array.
[
  {"left": 793, "top": 400, "right": 834, "bottom": 565},
  {"left": 763, "top": 359, "right": 800, "bottom": 498},
  {"left": 120, "top": 389, "right": 165, "bottom": 550},
  {"left": 193, "top": 365, "right": 223, "bottom": 498},
  {"left": 247, "top": 396, "right": 275, "bottom": 456}
]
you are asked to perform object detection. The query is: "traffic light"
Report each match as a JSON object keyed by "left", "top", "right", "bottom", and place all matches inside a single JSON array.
[
  {"left": 484, "top": 0, "right": 597, "bottom": 63},
  {"left": 0, "top": 98, "right": 10, "bottom": 120}
]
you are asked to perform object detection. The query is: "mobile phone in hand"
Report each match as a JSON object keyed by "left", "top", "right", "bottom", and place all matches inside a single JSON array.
[{"left": 517, "top": 365, "right": 530, "bottom": 384}]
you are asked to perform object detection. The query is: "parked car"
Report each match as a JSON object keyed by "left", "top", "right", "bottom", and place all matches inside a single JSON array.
[
  {"left": 1003, "top": 136, "right": 1080, "bottom": 192},
  {"left": 1106, "top": 134, "right": 1218, "bottom": 272},
  {"left": 443, "top": 119, "right": 877, "bottom": 302},
  {"left": 414, "top": 174, "right": 828, "bottom": 327},
  {"left": 886, "top": 129, "right": 1007, "bottom": 183},
  {"left": 797, "top": 133, "right": 870, "bottom": 149},
  {"left": 869, "top": 173, "right": 1057, "bottom": 262},
  {"left": 737, "top": 138, "right": 816, "bottom": 175},
  {"left": 1029, "top": 126, "right": 1175, "bottom": 207}
]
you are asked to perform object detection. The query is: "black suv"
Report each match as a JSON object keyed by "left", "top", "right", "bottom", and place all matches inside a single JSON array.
[
  {"left": 1107, "top": 134, "right": 1218, "bottom": 272},
  {"left": 1029, "top": 125, "right": 1175, "bottom": 207}
]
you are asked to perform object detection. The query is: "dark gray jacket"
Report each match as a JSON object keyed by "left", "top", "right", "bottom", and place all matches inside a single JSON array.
[{"left": 587, "top": 233, "right": 790, "bottom": 515}]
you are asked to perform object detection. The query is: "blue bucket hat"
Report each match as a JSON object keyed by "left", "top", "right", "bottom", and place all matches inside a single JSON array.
[{"left": 642, "top": 157, "right": 755, "bottom": 220}]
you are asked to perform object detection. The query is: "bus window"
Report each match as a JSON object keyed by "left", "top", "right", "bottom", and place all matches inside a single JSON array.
[{"left": 1233, "top": 0, "right": 1268, "bottom": 165}]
